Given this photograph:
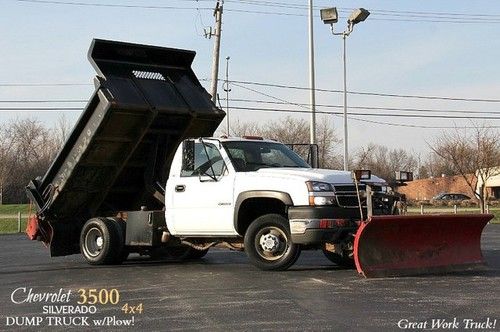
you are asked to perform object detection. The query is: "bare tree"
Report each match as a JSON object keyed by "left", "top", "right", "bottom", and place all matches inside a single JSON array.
[
  {"left": 419, "top": 152, "right": 455, "bottom": 178},
  {"left": 351, "top": 144, "right": 418, "bottom": 182},
  {"left": 54, "top": 114, "right": 72, "bottom": 148},
  {"left": 430, "top": 125, "right": 500, "bottom": 213},
  {"left": 0, "top": 117, "right": 70, "bottom": 204}
]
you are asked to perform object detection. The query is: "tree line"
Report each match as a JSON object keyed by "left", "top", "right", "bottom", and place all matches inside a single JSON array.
[
  {"left": 228, "top": 116, "right": 499, "bottom": 212},
  {"left": 228, "top": 116, "right": 479, "bottom": 181},
  {"left": 0, "top": 117, "right": 70, "bottom": 204},
  {"left": 0, "top": 116, "right": 498, "bottom": 210}
]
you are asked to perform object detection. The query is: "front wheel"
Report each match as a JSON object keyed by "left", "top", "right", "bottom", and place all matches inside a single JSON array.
[{"left": 244, "top": 214, "right": 300, "bottom": 271}]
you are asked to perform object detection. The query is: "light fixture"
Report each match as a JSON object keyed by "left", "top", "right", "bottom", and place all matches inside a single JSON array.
[
  {"left": 320, "top": 7, "right": 338, "bottom": 25},
  {"left": 348, "top": 8, "right": 370, "bottom": 25}
]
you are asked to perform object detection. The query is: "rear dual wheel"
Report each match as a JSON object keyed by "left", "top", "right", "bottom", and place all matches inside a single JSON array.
[{"left": 80, "top": 218, "right": 126, "bottom": 265}]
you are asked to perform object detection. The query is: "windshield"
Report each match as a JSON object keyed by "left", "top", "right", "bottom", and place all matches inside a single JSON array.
[{"left": 223, "top": 141, "right": 310, "bottom": 172}]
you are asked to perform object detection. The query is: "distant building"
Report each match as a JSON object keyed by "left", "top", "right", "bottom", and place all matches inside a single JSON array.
[
  {"left": 397, "top": 174, "right": 474, "bottom": 201},
  {"left": 398, "top": 167, "right": 500, "bottom": 201},
  {"left": 476, "top": 167, "right": 500, "bottom": 199}
]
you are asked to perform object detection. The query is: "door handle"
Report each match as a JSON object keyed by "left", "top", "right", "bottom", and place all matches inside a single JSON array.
[{"left": 175, "top": 185, "right": 186, "bottom": 192}]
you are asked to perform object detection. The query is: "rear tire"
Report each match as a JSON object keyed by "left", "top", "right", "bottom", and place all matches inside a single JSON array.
[
  {"left": 244, "top": 214, "right": 300, "bottom": 271},
  {"left": 107, "top": 218, "right": 128, "bottom": 262},
  {"left": 188, "top": 248, "right": 209, "bottom": 259},
  {"left": 150, "top": 245, "right": 193, "bottom": 261},
  {"left": 80, "top": 218, "right": 124, "bottom": 265},
  {"left": 322, "top": 244, "right": 354, "bottom": 268}
]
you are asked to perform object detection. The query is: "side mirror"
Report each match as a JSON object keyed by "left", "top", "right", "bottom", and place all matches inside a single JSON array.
[{"left": 182, "top": 140, "right": 195, "bottom": 172}]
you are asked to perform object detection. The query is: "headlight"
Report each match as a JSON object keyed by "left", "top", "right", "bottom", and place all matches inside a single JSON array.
[
  {"left": 306, "top": 181, "right": 333, "bottom": 192},
  {"left": 311, "top": 196, "right": 336, "bottom": 205},
  {"left": 306, "top": 181, "right": 336, "bottom": 206}
]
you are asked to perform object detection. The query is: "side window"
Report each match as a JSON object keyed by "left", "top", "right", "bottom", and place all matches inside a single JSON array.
[{"left": 181, "top": 142, "right": 225, "bottom": 177}]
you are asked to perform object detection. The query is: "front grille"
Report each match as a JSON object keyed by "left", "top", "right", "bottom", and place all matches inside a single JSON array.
[
  {"left": 332, "top": 185, "right": 365, "bottom": 208},
  {"left": 333, "top": 184, "right": 365, "bottom": 192},
  {"left": 332, "top": 183, "right": 386, "bottom": 208},
  {"left": 336, "top": 194, "right": 364, "bottom": 208}
]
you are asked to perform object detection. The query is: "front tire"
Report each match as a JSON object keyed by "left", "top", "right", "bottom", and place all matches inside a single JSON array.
[
  {"left": 80, "top": 218, "right": 124, "bottom": 265},
  {"left": 244, "top": 214, "right": 300, "bottom": 271}
]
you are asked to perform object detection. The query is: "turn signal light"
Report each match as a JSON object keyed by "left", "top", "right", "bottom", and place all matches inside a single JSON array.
[{"left": 319, "top": 219, "right": 348, "bottom": 228}]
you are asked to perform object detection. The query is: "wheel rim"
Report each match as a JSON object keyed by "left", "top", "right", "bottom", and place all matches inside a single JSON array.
[
  {"left": 84, "top": 227, "right": 104, "bottom": 258},
  {"left": 255, "top": 226, "right": 289, "bottom": 261}
]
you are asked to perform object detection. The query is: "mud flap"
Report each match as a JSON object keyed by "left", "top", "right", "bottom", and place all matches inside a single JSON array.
[
  {"left": 354, "top": 214, "right": 493, "bottom": 278},
  {"left": 26, "top": 215, "right": 53, "bottom": 246}
]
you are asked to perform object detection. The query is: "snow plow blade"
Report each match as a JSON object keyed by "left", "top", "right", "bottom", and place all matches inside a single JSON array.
[{"left": 354, "top": 214, "right": 493, "bottom": 278}]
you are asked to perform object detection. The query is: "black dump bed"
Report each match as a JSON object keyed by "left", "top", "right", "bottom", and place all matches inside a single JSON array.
[{"left": 27, "top": 39, "right": 224, "bottom": 223}]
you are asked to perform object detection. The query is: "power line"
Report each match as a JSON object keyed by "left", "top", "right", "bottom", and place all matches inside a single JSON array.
[
  {"left": 15, "top": 0, "right": 500, "bottom": 23},
  {"left": 1, "top": 97, "right": 498, "bottom": 116},
  {"left": 3, "top": 104, "right": 499, "bottom": 119},
  {"left": 228, "top": 107, "right": 500, "bottom": 129},
  {"left": 231, "top": 0, "right": 500, "bottom": 18},
  {"left": 0, "top": 107, "right": 82, "bottom": 111},
  {"left": 230, "top": 0, "right": 500, "bottom": 22},
  {"left": 339, "top": 7, "right": 500, "bottom": 19},
  {"left": 0, "top": 99, "right": 86, "bottom": 103},
  {"left": 224, "top": 79, "right": 500, "bottom": 103},
  {"left": 16, "top": 0, "right": 212, "bottom": 10},
  {"left": 228, "top": 81, "right": 500, "bottom": 129},
  {"left": 228, "top": 106, "right": 500, "bottom": 120},
  {"left": 0, "top": 83, "right": 91, "bottom": 87},
  {"left": 226, "top": 1, "right": 500, "bottom": 23},
  {"left": 221, "top": 98, "right": 500, "bottom": 115},
  {"left": 3, "top": 77, "right": 500, "bottom": 103},
  {"left": 226, "top": 9, "right": 500, "bottom": 23},
  {"left": 1, "top": 107, "right": 498, "bottom": 129}
]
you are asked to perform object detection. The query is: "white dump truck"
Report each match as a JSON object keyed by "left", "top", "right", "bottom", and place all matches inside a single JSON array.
[{"left": 26, "top": 39, "right": 491, "bottom": 277}]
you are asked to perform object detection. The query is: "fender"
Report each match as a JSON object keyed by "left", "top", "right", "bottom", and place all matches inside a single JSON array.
[{"left": 233, "top": 190, "right": 293, "bottom": 234}]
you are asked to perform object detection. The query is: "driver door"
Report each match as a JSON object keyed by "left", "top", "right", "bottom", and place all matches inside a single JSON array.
[{"left": 168, "top": 141, "right": 236, "bottom": 236}]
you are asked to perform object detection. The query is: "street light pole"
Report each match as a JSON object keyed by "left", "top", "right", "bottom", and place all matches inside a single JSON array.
[
  {"left": 320, "top": 7, "right": 370, "bottom": 171},
  {"left": 308, "top": 0, "right": 317, "bottom": 145},
  {"left": 342, "top": 33, "right": 348, "bottom": 171}
]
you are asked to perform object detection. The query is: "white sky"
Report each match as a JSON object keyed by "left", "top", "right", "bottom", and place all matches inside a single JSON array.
[{"left": 1, "top": 0, "right": 499, "bottom": 157}]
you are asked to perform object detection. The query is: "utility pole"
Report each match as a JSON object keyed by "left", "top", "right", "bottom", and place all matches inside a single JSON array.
[
  {"left": 308, "top": 0, "right": 317, "bottom": 145},
  {"left": 209, "top": 0, "right": 224, "bottom": 104}
]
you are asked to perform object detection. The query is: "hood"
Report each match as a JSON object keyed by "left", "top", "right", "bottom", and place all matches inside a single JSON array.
[{"left": 253, "top": 168, "right": 387, "bottom": 185}]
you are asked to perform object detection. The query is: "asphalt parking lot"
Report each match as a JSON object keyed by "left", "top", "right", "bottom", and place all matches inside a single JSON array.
[{"left": 1, "top": 225, "right": 499, "bottom": 331}]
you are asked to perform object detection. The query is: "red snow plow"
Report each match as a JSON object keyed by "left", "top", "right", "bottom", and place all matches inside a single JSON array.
[
  {"left": 350, "top": 170, "right": 493, "bottom": 278},
  {"left": 353, "top": 214, "right": 492, "bottom": 278}
]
